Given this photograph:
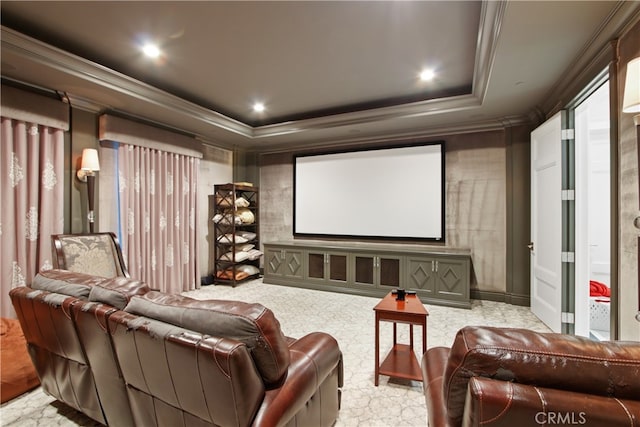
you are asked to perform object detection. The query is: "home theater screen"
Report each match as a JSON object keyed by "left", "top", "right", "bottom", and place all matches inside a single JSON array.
[{"left": 294, "top": 142, "right": 445, "bottom": 241}]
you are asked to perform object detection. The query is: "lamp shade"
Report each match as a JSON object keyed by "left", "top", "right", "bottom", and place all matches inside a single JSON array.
[
  {"left": 622, "top": 56, "right": 640, "bottom": 114},
  {"left": 80, "top": 148, "right": 100, "bottom": 171}
]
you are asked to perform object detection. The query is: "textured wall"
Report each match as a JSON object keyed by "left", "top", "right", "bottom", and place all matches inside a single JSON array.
[
  {"left": 259, "top": 129, "right": 510, "bottom": 294},
  {"left": 260, "top": 152, "right": 295, "bottom": 244},
  {"left": 71, "top": 109, "right": 98, "bottom": 233},
  {"left": 445, "top": 131, "right": 506, "bottom": 293},
  {"left": 618, "top": 19, "right": 640, "bottom": 340}
]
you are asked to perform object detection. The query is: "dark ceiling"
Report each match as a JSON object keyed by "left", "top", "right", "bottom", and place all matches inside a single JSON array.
[{"left": 1, "top": 1, "right": 638, "bottom": 150}]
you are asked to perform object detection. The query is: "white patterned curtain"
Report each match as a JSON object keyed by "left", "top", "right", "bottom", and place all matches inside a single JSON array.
[
  {"left": 117, "top": 143, "right": 199, "bottom": 293},
  {"left": 0, "top": 117, "right": 64, "bottom": 318}
]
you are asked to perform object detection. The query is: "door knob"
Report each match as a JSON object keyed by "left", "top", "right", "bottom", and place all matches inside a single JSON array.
[{"left": 527, "top": 242, "right": 534, "bottom": 251}]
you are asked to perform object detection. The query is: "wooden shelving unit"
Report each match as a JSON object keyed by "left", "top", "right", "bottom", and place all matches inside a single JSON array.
[{"left": 212, "top": 183, "right": 260, "bottom": 286}]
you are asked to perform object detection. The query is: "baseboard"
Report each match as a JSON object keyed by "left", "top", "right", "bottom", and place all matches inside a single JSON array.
[
  {"left": 504, "top": 293, "right": 530, "bottom": 306},
  {"left": 471, "top": 289, "right": 530, "bottom": 307}
]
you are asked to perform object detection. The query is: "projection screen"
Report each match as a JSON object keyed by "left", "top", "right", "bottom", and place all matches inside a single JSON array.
[{"left": 294, "top": 142, "right": 445, "bottom": 241}]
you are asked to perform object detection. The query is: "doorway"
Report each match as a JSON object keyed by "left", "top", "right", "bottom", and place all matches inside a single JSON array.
[
  {"left": 574, "top": 81, "right": 611, "bottom": 340},
  {"left": 530, "top": 77, "right": 612, "bottom": 338}
]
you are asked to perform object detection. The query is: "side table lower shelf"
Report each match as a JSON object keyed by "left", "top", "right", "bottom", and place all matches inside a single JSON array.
[{"left": 378, "top": 343, "right": 422, "bottom": 382}]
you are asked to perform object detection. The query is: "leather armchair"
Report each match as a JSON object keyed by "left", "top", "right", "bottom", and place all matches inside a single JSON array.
[{"left": 422, "top": 326, "right": 640, "bottom": 427}]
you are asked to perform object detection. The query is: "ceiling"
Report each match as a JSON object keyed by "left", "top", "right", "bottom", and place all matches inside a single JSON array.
[{"left": 1, "top": 1, "right": 638, "bottom": 151}]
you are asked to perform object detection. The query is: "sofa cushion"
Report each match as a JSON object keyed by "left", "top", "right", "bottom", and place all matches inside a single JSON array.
[
  {"left": 31, "top": 269, "right": 102, "bottom": 298},
  {"left": 124, "top": 291, "right": 290, "bottom": 387},
  {"left": 88, "top": 276, "right": 150, "bottom": 309},
  {"left": 31, "top": 269, "right": 149, "bottom": 310},
  {"left": 30, "top": 269, "right": 149, "bottom": 310}
]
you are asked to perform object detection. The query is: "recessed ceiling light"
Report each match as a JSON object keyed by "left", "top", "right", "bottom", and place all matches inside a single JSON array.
[
  {"left": 419, "top": 69, "right": 435, "bottom": 81},
  {"left": 142, "top": 43, "right": 161, "bottom": 59},
  {"left": 253, "top": 102, "right": 265, "bottom": 113}
]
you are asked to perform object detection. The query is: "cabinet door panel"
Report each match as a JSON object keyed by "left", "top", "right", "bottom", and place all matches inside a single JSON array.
[
  {"left": 355, "top": 256, "right": 374, "bottom": 285},
  {"left": 406, "top": 258, "right": 436, "bottom": 293},
  {"left": 435, "top": 259, "right": 468, "bottom": 300},
  {"left": 264, "top": 248, "right": 283, "bottom": 276},
  {"left": 329, "top": 254, "right": 347, "bottom": 282},
  {"left": 283, "top": 250, "right": 304, "bottom": 278},
  {"left": 308, "top": 253, "right": 325, "bottom": 279},
  {"left": 379, "top": 257, "right": 400, "bottom": 287}
]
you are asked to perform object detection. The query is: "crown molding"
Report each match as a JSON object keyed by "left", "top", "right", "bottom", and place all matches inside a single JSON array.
[
  {"left": 1, "top": 0, "right": 505, "bottom": 141},
  {"left": 473, "top": 0, "right": 507, "bottom": 103},
  {"left": 539, "top": 1, "right": 640, "bottom": 115},
  {"left": 1, "top": 26, "right": 252, "bottom": 138},
  {"left": 61, "top": 92, "right": 105, "bottom": 114},
  {"left": 252, "top": 93, "right": 482, "bottom": 139},
  {"left": 255, "top": 114, "right": 532, "bottom": 154},
  {"left": 251, "top": 2, "right": 505, "bottom": 139}
]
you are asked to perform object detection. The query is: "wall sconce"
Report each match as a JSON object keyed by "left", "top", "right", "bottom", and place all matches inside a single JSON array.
[
  {"left": 76, "top": 148, "right": 100, "bottom": 232},
  {"left": 623, "top": 56, "right": 640, "bottom": 125}
]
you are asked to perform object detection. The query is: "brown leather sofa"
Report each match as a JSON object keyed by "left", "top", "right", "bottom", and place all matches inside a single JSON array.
[
  {"left": 10, "top": 269, "right": 343, "bottom": 427},
  {"left": 422, "top": 326, "right": 640, "bottom": 427}
]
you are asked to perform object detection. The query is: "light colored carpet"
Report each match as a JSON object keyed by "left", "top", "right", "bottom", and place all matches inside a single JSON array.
[{"left": 0, "top": 280, "right": 550, "bottom": 426}]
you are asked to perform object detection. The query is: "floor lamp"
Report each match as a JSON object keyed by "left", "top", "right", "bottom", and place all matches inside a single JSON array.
[{"left": 77, "top": 148, "right": 100, "bottom": 233}]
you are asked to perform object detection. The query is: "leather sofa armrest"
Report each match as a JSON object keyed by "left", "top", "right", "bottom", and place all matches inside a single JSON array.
[
  {"left": 463, "top": 377, "right": 640, "bottom": 427},
  {"left": 444, "top": 326, "right": 640, "bottom": 426},
  {"left": 422, "top": 347, "right": 452, "bottom": 427},
  {"left": 252, "top": 332, "right": 343, "bottom": 427}
]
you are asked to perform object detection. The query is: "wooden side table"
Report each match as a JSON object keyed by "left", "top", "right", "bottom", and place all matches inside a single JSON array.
[{"left": 373, "top": 292, "right": 429, "bottom": 386}]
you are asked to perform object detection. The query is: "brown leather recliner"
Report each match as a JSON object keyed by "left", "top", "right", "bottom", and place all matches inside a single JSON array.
[
  {"left": 10, "top": 269, "right": 343, "bottom": 427},
  {"left": 422, "top": 326, "right": 640, "bottom": 427}
]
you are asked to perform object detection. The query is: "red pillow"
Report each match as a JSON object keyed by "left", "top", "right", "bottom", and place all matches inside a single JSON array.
[{"left": 589, "top": 280, "right": 610, "bottom": 297}]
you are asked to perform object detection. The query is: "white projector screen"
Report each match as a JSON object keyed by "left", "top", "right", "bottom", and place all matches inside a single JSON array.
[{"left": 294, "top": 142, "right": 445, "bottom": 241}]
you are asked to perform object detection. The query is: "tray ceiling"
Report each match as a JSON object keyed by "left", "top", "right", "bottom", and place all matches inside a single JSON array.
[{"left": 1, "top": 1, "right": 636, "bottom": 149}]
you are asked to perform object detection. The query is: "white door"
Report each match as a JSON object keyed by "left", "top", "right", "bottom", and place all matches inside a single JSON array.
[{"left": 531, "top": 111, "right": 563, "bottom": 332}]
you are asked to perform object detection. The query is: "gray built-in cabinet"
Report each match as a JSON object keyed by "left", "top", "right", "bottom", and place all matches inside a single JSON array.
[{"left": 263, "top": 241, "right": 471, "bottom": 308}]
